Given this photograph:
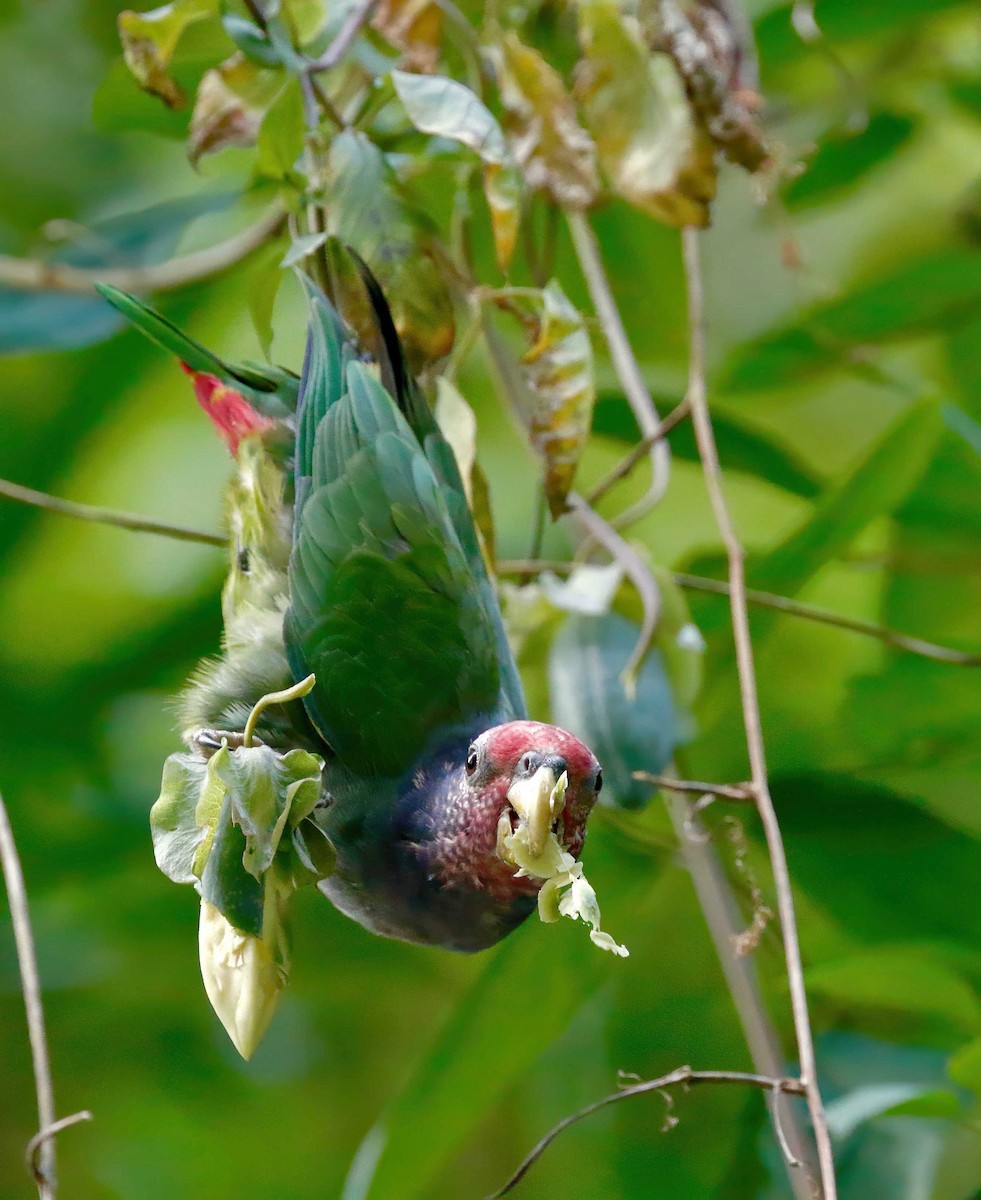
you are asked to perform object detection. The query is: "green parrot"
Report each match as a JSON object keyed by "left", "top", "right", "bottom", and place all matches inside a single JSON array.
[{"left": 101, "top": 267, "right": 616, "bottom": 1036}]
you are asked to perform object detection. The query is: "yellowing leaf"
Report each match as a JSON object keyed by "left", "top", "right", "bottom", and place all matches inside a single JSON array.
[
  {"left": 576, "top": 0, "right": 716, "bottom": 227},
  {"left": 502, "top": 281, "right": 596, "bottom": 517},
  {"left": 490, "top": 31, "right": 599, "bottom": 211},
  {"left": 118, "top": 0, "right": 216, "bottom": 109},
  {"left": 325, "top": 130, "right": 455, "bottom": 368},
  {"left": 188, "top": 54, "right": 282, "bottom": 165},
  {"left": 373, "top": 0, "right": 443, "bottom": 73},
  {"left": 391, "top": 70, "right": 520, "bottom": 269}
]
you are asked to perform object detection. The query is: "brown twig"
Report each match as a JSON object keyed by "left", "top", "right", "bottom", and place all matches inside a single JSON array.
[
  {"left": 681, "top": 226, "right": 837, "bottom": 1198},
  {"left": 633, "top": 772, "right": 754, "bottom": 801},
  {"left": 484, "top": 1066, "right": 806, "bottom": 1199},
  {"left": 496, "top": 559, "right": 981, "bottom": 668},
  {"left": 0, "top": 207, "right": 285, "bottom": 296},
  {"left": 0, "top": 478, "right": 227, "bottom": 548},
  {"left": 566, "top": 210, "right": 671, "bottom": 527},
  {"left": 587, "top": 398, "right": 692, "bottom": 507},
  {"left": 1, "top": 788, "right": 74, "bottom": 1198}
]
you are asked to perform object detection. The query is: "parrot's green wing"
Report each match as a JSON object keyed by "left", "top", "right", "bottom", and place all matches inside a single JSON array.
[
  {"left": 284, "top": 287, "right": 523, "bottom": 778},
  {"left": 95, "top": 284, "right": 299, "bottom": 419}
]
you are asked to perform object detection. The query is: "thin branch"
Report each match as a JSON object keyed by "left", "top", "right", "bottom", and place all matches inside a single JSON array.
[
  {"left": 675, "top": 572, "right": 981, "bottom": 667},
  {"left": 0, "top": 206, "right": 285, "bottom": 296},
  {"left": 496, "top": 560, "right": 981, "bottom": 668},
  {"left": 26, "top": 1113, "right": 94, "bottom": 1189},
  {"left": 0, "top": 478, "right": 227, "bottom": 548},
  {"left": 682, "top": 226, "right": 837, "bottom": 1199},
  {"left": 485, "top": 1066, "right": 806, "bottom": 1199},
  {"left": 566, "top": 209, "right": 671, "bottom": 526},
  {"left": 305, "top": 0, "right": 378, "bottom": 73},
  {"left": 587, "top": 398, "right": 691, "bottom": 507},
  {"left": 566, "top": 493, "right": 660, "bottom": 691},
  {"left": 1, "top": 790, "right": 57, "bottom": 1198},
  {"left": 634, "top": 772, "right": 754, "bottom": 802}
]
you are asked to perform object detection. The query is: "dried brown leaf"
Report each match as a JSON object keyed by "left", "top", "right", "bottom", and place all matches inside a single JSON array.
[{"left": 373, "top": 0, "right": 443, "bottom": 73}]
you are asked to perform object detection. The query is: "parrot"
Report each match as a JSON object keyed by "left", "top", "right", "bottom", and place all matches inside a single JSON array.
[{"left": 99, "top": 265, "right": 610, "bottom": 958}]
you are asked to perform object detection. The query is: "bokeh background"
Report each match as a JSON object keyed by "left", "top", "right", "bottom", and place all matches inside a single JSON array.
[{"left": 2, "top": 1, "right": 981, "bottom": 1198}]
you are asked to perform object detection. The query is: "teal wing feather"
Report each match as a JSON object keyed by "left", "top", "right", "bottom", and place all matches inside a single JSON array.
[{"left": 285, "top": 289, "right": 522, "bottom": 778}]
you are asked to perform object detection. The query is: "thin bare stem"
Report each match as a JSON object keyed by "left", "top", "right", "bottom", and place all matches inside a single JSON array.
[
  {"left": 242, "top": 674, "right": 316, "bottom": 748},
  {"left": 25, "top": 1113, "right": 94, "bottom": 1189},
  {"left": 587, "top": 398, "right": 692, "bottom": 507},
  {"left": 305, "top": 0, "right": 378, "bottom": 72},
  {"left": 0, "top": 478, "right": 227, "bottom": 548},
  {"left": 1, "top": 790, "right": 57, "bottom": 1198},
  {"left": 634, "top": 773, "right": 754, "bottom": 801},
  {"left": 682, "top": 226, "right": 837, "bottom": 1199},
  {"left": 485, "top": 1066, "right": 806, "bottom": 1199},
  {"left": 566, "top": 210, "right": 670, "bottom": 526},
  {"left": 496, "top": 560, "right": 981, "bottom": 668},
  {"left": 0, "top": 207, "right": 285, "bottom": 296}
]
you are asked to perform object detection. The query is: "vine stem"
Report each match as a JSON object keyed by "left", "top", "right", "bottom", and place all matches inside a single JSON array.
[
  {"left": 484, "top": 1066, "right": 806, "bottom": 1199},
  {"left": 682, "top": 226, "right": 837, "bottom": 1198},
  {"left": 0, "top": 206, "right": 285, "bottom": 295},
  {"left": 566, "top": 209, "right": 670, "bottom": 526}
]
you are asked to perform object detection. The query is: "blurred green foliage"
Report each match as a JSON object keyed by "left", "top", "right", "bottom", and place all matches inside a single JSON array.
[{"left": 1, "top": 1, "right": 981, "bottom": 1199}]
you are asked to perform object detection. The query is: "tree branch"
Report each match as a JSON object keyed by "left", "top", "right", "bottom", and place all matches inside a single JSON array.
[
  {"left": 586, "top": 398, "right": 692, "bottom": 507},
  {"left": 305, "top": 0, "right": 378, "bottom": 73},
  {"left": 681, "top": 226, "right": 837, "bottom": 1199},
  {"left": 566, "top": 210, "right": 671, "bottom": 526},
  {"left": 0, "top": 478, "right": 227, "bottom": 548},
  {"left": 0, "top": 206, "right": 285, "bottom": 296},
  {"left": 633, "top": 772, "right": 754, "bottom": 801},
  {"left": 484, "top": 1066, "right": 806, "bottom": 1199}
]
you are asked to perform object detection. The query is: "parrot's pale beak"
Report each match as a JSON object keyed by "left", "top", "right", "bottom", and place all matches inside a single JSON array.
[{"left": 507, "top": 766, "right": 568, "bottom": 858}]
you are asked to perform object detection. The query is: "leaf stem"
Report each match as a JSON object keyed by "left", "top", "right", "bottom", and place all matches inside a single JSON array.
[
  {"left": 484, "top": 1065, "right": 806, "bottom": 1199},
  {"left": 305, "top": 0, "right": 378, "bottom": 73},
  {"left": 242, "top": 674, "right": 317, "bottom": 748},
  {"left": 681, "top": 226, "right": 837, "bottom": 1199},
  {"left": 0, "top": 207, "right": 285, "bottom": 295},
  {"left": 0, "top": 477, "right": 227, "bottom": 547},
  {"left": 586, "top": 398, "right": 692, "bottom": 507},
  {"left": 566, "top": 209, "right": 671, "bottom": 525}
]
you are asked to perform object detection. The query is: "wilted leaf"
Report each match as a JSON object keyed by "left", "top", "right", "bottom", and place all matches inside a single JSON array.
[
  {"left": 324, "top": 130, "right": 454, "bottom": 368},
  {"left": 549, "top": 610, "right": 684, "bottom": 807},
  {"left": 645, "top": 0, "right": 768, "bottom": 172},
  {"left": 257, "top": 77, "right": 306, "bottom": 180},
  {"left": 490, "top": 31, "right": 599, "bottom": 210},
  {"left": 576, "top": 0, "right": 716, "bottom": 227},
  {"left": 501, "top": 280, "right": 595, "bottom": 517},
  {"left": 391, "top": 70, "right": 520, "bottom": 269},
  {"left": 118, "top": 0, "right": 217, "bottom": 108},
  {"left": 434, "top": 377, "right": 497, "bottom": 568},
  {"left": 373, "top": 0, "right": 442, "bottom": 73},
  {"left": 188, "top": 54, "right": 281, "bottom": 165}
]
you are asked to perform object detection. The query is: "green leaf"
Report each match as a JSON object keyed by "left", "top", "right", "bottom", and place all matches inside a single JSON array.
[
  {"left": 489, "top": 31, "right": 599, "bottom": 210},
  {"left": 257, "top": 77, "right": 306, "bottom": 180},
  {"left": 391, "top": 70, "right": 520, "bottom": 269},
  {"left": 549, "top": 611, "right": 684, "bottom": 808},
  {"left": 93, "top": 56, "right": 191, "bottom": 139},
  {"left": 724, "top": 250, "right": 981, "bottom": 393},
  {"left": 576, "top": 0, "right": 716, "bottom": 227},
  {"left": 221, "top": 12, "right": 282, "bottom": 66},
  {"left": 784, "top": 112, "right": 917, "bottom": 211},
  {"left": 248, "top": 232, "right": 289, "bottom": 359},
  {"left": 806, "top": 949, "right": 981, "bottom": 1034},
  {"left": 150, "top": 752, "right": 215, "bottom": 884},
  {"left": 949, "top": 1037, "right": 981, "bottom": 1091},
  {"left": 750, "top": 402, "right": 942, "bottom": 597},
  {"left": 118, "top": 0, "right": 218, "bottom": 108},
  {"left": 324, "top": 130, "right": 455, "bottom": 368}
]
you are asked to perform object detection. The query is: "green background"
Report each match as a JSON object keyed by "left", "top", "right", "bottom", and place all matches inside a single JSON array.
[{"left": 1, "top": 1, "right": 980, "bottom": 1197}]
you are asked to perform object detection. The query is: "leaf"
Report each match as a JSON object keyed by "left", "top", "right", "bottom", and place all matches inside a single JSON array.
[
  {"left": 489, "top": 31, "right": 599, "bottom": 210},
  {"left": 549, "top": 611, "right": 684, "bottom": 808},
  {"left": 92, "top": 57, "right": 190, "bottom": 140},
  {"left": 750, "top": 402, "right": 942, "bottom": 597},
  {"left": 373, "top": 0, "right": 443, "bottom": 73},
  {"left": 150, "top": 752, "right": 216, "bottom": 884},
  {"left": 784, "top": 112, "right": 917, "bottom": 210},
  {"left": 187, "top": 53, "right": 282, "bottom": 165},
  {"left": 391, "top": 70, "right": 520, "bottom": 269},
  {"left": 502, "top": 280, "right": 596, "bottom": 517},
  {"left": 248, "top": 231, "right": 289, "bottom": 359},
  {"left": 324, "top": 129, "right": 454, "bottom": 368},
  {"left": 257, "top": 77, "right": 306, "bottom": 180},
  {"left": 949, "top": 1037, "right": 981, "bottom": 1091},
  {"left": 576, "top": 0, "right": 716, "bottom": 227},
  {"left": 221, "top": 12, "right": 283, "bottom": 67},
  {"left": 118, "top": 0, "right": 217, "bottom": 109}
]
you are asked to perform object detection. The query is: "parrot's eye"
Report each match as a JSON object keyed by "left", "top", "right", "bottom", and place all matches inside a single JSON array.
[
  {"left": 465, "top": 746, "right": 479, "bottom": 776},
  {"left": 594, "top": 769, "right": 603, "bottom": 795}
]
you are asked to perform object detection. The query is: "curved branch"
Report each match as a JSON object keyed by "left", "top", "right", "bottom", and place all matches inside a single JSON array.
[
  {"left": 0, "top": 206, "right": 285, "bottom": 296},
  {"left": 485, "top": 1066, "right": 806, "bottom": 1199}
]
